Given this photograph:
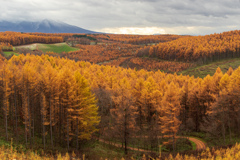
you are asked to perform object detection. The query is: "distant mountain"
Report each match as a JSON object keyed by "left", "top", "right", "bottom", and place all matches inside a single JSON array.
[{"left": 0, "top": 19, "right": 97, "bottom": 34}]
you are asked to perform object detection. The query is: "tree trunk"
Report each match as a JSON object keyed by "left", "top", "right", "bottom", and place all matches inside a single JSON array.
[
  {"left": 43, "top": 113, "right": 46, "bottom": 150},
  {"left": 59, "top": 97, "right": 62, "bottom": 145},
  {"left": 3, "top": 71, "right": 8, "bottom": 141},
  {"left": 195, "top": 107, "right": 200, "bottom": 132},
  {"left": 41, "top": 93, "right": 46, "bottom": 150},
  {"left": 23, "top": 75, "right": 28, "bottom": 146},
  {"left": 32, "top": 103, "right": 35, "bottom": 146},
  {"left": 27, "top": 79, "right": 31, "bottom": 146},
  {"left": 172, "top": 133, "right": 175, "bottom": 152},
  {"left": 76, "top": 118, "right": 79, "bottom": 150},
  {"left": 221, "top": 105, "right": 226, "bottom": 145},
  {"left": 14, "top": 83, "right": 18, "bottom": 144},
  {"left": 228, "top": 108, "right": 232, "bottom": 142},
  {"left": 49, "top": 92, "right": 53, "bottom": 148},
  {"left": 67, "top": 95, "right": 70, "bottom": 151},
  {"left": 5, "top": 108, "right": 8, "bottom": 141},
  {"left": 124, "top": 110, "right": 128, "bottom": 155}
]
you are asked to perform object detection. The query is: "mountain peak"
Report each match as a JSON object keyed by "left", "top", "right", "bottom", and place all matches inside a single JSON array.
[
  {"left": 42, "top": 19, "right": 51, "bottom": 22},
  {"left": 0, "top": 20, "right": 97, "bottom": 33},
  {"left": 41, "top": 19, "right": 58, "bottom": 24}
]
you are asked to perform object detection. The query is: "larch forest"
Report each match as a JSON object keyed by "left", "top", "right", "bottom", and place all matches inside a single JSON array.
[{"left": 1, "top": 31, "right": 240, "bottom": 159}]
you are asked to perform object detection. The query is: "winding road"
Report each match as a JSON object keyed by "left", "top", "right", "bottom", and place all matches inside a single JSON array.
[
  {"left": 188, "top": 137, "right": 206, "bottom": 150},
  {"left": 97, "top": 136, "right": 206, "bottom": 153}
]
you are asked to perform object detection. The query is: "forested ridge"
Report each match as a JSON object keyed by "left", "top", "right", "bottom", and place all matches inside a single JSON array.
[
  {"left": 66, "top": 43, "right": 141, "bottom": 63},
  {"left": 0, "top": 32, "right": 63, "bottom": 46},
  {"left": 138, "top": 30, "right": 240, "bottom": 64},
  {"left": 126, "top": 57, "right": 195, "bottom": 72},
  {"left": 92, "top": 34, "right": 184, "bottom": 45}
]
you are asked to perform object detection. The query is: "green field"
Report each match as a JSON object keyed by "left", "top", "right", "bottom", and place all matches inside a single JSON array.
[
  {"left": 2, "top": 43, "right": 79, "bottom": 58},
  {"left": 180, "top": 58, "right": 240, "bottom": 78},
  {"left": 14, "top": 43, "right": 79, "bottom": 53},
  {"left": 37, "top": 43, "right": 79, "bottom": 53},
  {"left": 3, "top": 52, "right": 19, "bottom": 57}
]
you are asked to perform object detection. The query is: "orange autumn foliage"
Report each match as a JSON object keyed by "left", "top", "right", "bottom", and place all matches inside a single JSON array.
[
  {"left": 0, "top": 31, "right": 63, "bottom": 46},
  {"left": 138, "top": 30, "right": 240, "bottom": 63},
  {"left": 65, "top": 43, "right": 142, "bottom": 63},
  {"left": 127, "top": 57, "right": 195, "bottom": 72},
  {"left": 0, "top": 42, "right": 13, "bottom": 51},
  {"left": 93, "top": 34, "right": 184, "bottom": 44}
]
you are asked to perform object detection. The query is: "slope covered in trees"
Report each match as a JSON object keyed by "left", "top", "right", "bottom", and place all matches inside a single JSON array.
[
  {"left": 93, "top": 34, "right": 184, "bottom": 45},
  {"left": 64, "top": 43, "right": 141, "bottom": 63},
  {"left": 126, "top": 57, "right": 195, "bottom": 72},
  {"left": 1, "top": 54, "right": 240, "bottom": 155},
  {"left": 0, "top": 32, "right": 63, "bottom": 45},
  {"left": 137, "top": 30, "right": 240, "bottom": 64},
  {"left": 0, "top": 42, "right": 13, "bottom": 52}
]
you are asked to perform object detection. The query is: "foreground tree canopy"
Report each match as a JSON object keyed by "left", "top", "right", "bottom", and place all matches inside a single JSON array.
[
  {"left": 0, "top": 54, "right": 240, "bottom": 153},
  {"left": 0, "top": 54, "right": 100, "bottom": 150}
]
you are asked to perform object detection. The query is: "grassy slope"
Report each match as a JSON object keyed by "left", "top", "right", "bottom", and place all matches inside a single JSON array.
[
  {"left": 38, "top": 43, "right": 79, "bottom": 53},
  {"left": 179, "top": 58, "right": 240, "bottom": 78},
  {"left": 2, "top": 43, "right": 78, "bottom": 58},
  {"left": 3, "top": 52, "right": 19, "bottom": 57},
  {"left": 14, "top": 44, "right": 37, "bottom": 50}
]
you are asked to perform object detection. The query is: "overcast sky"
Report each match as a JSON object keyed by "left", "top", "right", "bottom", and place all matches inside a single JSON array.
[{"left": 0, "top": 0, "right": 240, "bottom": 35}]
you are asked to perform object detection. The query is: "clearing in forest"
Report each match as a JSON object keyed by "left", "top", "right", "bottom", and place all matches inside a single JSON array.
[{"left": 14, "top": 42, "right": 79, "bottom": 53}]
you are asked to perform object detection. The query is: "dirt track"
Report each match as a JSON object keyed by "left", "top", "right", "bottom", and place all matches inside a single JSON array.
[
  {"left": 97, "top": 136, "right": 206, "bottom": 152},
  {"left": 188, "top": 137, "right": 206, "bottom": 150}
]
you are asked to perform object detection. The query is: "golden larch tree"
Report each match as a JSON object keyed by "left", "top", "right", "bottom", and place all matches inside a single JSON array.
[{"left": 160, "top": 82, "right": 181, "bottom": 152}]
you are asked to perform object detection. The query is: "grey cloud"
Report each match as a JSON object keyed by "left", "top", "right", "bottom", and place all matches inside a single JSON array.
[{"left": 0, "top": 0, "right": 240, "bottom": 34}]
